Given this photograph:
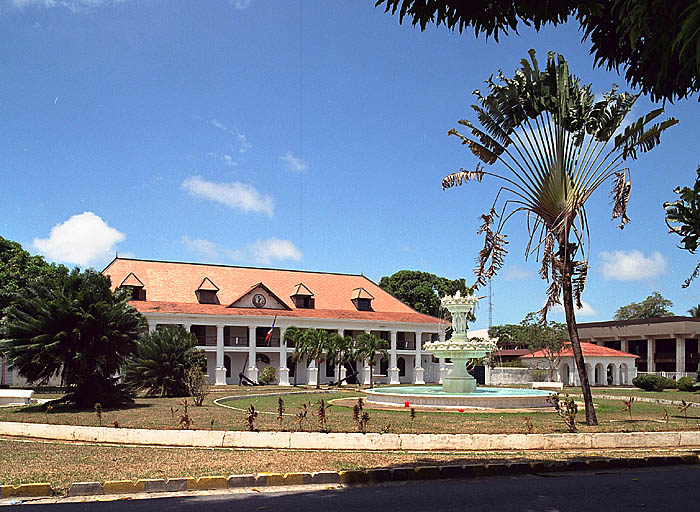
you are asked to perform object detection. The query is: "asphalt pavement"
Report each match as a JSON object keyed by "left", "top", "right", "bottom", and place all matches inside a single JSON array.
[{"left": 15, "top": 464, "right": 700, "bottom": 511}]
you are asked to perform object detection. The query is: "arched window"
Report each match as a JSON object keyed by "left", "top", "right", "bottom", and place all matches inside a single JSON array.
[
  {"left": 379, "top": 358, "right": 388, "bottom": 375},
  {"left": 398, "top": 357, "right": 406, "bottom": 377},
  {"left": 224, "top": 355, "right": 231, "bottom": 379}
]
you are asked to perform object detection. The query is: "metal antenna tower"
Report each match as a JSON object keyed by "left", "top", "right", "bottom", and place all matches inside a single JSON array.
[{"left": 488, "top": 278, "right": 493, "bottom": 330}]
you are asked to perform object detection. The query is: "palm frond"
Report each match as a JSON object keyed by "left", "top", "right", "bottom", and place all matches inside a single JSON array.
[
  {"left": 610, "top": 169, "right": 631, "bottom": 229},
  {"left": 441, "top": 165, "right": 485, "bottom": 189},
  {"left": 572, "top": 261, "right": 588, "bottom": 309},
  {"left": 473, "top": 208, "right": 509, "bottom": 289}
]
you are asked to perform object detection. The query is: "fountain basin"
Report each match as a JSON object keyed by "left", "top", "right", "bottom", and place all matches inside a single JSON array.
[{"left": 364, "top": 385, "right": 552, "bottom": 409}]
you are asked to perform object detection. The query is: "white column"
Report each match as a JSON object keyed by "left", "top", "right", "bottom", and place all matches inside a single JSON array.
[
  {"left": 182, "top": 321, "right": 192, "bottom": 331},
  {"left": 278, "top": 326, "right": 290, "bottom": 386},
  {"left": 619, "top": 338, "right": 629, "bottom": 354},
  {"left": 307, "top": 359, "right": 319, "bottom": 387},
  {"left": 647, "top": 338, "right": 656, "bottom": 372},
  {"left": 215, "top": 325, "right": 226, "bottom": 386},
  {"left": 413, "top": 331, "right": 424, "bottom": 384},
  {"left": 339, "top": 365, "right": 347, "bottom": 386},
  {"left": 361, "top": 330, "right": 371, "bottom": 385},
  {"left": 389, "top": 330, "right": 400, "bottom": 384},
  {"left": 676, "top": 337, "right": 686, "bottom": 373},
  {"left": 147, "top": 320, "right": 157, "bottom": 333},
  {"left": 247, "top": 325, "right": 259, "bottom": 383}
]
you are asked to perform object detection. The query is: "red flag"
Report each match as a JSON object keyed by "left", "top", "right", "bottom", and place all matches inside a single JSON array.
[{"left": 264, "top": 315, "right": 277, "bottom": 343}]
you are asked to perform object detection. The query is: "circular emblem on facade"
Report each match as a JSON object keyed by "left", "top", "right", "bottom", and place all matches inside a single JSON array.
[{"left": 252, "top": 293, "right": 267, "bottom": 308}]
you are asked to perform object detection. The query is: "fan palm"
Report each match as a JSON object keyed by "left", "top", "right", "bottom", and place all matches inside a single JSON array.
[
  {"left": 354, "top": 333, "right": 389, "bottom": 389},
  {"left": 688, "top": 305, "right": 700, "bottom": 318},
  {"left": 442, "top": 50, "right": 677, "bottom": 425}
]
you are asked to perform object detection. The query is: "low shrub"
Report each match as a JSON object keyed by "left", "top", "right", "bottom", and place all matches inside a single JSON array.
[
  {"left": 258, "top": 365, "right": 277, "bottom": 385},
  {"left": 632, "top": 374, "right": 677, "bottom": 391},
  {"left": 677, "top": 376, "right": 696, "bottom": 392},
  {"left": 529, "top": 369, "right": 549, "bottom": 382}
]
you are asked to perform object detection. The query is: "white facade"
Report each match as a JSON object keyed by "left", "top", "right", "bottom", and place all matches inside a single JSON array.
[
  {"left": 522, "top": 355, "right": 637, "bottom": 386},
  {"left": 146, "top": 313, "right": 445, "bottom": 386}
]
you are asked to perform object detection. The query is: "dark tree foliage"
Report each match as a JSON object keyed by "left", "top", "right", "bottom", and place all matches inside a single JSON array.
[
  {"left": 378, "top": 270, "right": 470, "bottom": 317},
  {"left": 665, "top": 166, "right": 700, "bottom": 287},
  {"left": 375, "top": 0, "right": 700, "bottom": 102},
  {"left": 0, "top": 269, "right": 143, "bottom": 407},
  {"left": 0, "top": 236, "right": 67, "bottom": 321},
  {"left": 123, "top": 325, "right": 206, "bottom": 397},
  {"left": 613, "top": 291, "right": 674, "bottom": 320}
]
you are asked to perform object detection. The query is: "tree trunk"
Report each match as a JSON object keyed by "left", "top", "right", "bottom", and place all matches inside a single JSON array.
[
  {"left": 561, "top": 257, "right": 598, "bottom": 426},
  {"left": 316, "top": 358, "right": 321, "bottom": 390}
]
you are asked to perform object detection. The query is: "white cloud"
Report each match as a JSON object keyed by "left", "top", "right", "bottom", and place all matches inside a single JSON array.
[
  {"left": 245, "top": 238, "right": 303, "bottom": 265},
  {"left": 600, "top": 250, "right": 667, "bottom": 281},
  {"left": 207, "top": 152, "right": 238, "bottom": 167},
  {"left": 182, "top": 236, "right": 220, "bottom": 259},
  {"left": 182, "top": 236, "right": 303, "bottom": 266},
  {"left": 551, "top": 300, "right": 597, "bottom": 317},
  {"left": 230, "top": 0, "right": 251, "bottom": 9},
  {"left": 33, "top": 212, "right": 125, "bottom": 266},
  {"left": 182, "top": 175, "right": 274, "bottom": 217},
  {"left": 9, "top": 0, "right": 122, "bottom": 12},
  {"left": 280, "top": 151, "right": 308, "bottom": 172},
  {"left": 210, "top": 119, "right": 251, "bottom": 153},
  {"left": 503, "top": 264, "right": 531, "bottom": 281}
]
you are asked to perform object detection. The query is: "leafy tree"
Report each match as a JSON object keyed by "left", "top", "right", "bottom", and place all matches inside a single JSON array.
[
  {"left": 122, "top": 325, "right": 205, "bottom": 397},
  {"left": 0, "top": 236, "right": 67, "bottom": 322},
  {"left": 440, "top": 50, "right": 676, "bottom": 425},
  {"left": 284, "top": 326, "right": 305, "bottom": 386},
  {"left": 375, "top": 0, "right": 700, "bottom": 102},
  {"left": 613, "top": 292, "right": 674, "bottom": 320},
  {"left": 379, "top": 270, "right": 471, "bottom": 317},
  {"left": 664, "top": 166, "right": 700, "bottom": 287},
  {"left": 354, "top": 332, "right": 389, "bottom": 388},
  {"left": 0, "top": 269, "right": 143, "bottom": 407},
  {"left": 325, "top": 334, "right": 357, "bottom": 386},
  {"left": 688, "top": 305, "right": 700, "bottom": 318}
]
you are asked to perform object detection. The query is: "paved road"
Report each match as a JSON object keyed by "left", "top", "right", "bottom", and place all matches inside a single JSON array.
[{"left": 18, "top": 465, "right": 700, "bottom": 511}]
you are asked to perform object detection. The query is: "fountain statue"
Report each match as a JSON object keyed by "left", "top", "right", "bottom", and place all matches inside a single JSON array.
[{"left": 423, "top": 291, "right": 496, "bottom": 393}]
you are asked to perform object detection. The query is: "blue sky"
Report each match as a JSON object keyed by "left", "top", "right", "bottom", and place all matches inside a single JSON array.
[{"left": 1, "top": 0, "right": 699, "bottom": 329}]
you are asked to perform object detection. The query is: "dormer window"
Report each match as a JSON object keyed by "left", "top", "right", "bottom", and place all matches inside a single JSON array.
[
  {"left": 119, "top": 273, "right": 146, "bottom": 301},
  {"left": 291, "top": 283, "right": 315, "bottom": 309},
  {"left": 351, "top": 288, "right": 374, "bottom": 311},
  {"left": 196, "top": 277, "right": 220, "bottom": 305}
]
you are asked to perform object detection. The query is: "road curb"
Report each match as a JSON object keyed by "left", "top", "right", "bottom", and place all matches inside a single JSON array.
[{"left": 5, "top": 454, "right": 698, "bottom": 500}]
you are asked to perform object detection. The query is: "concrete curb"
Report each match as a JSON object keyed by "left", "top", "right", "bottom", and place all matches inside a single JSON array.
[
  {"left": 3, "top": 421, "right": 700, "bottom": 451},
  {"left": 6, "top": 454, "right": 699, "bottom": 499}
]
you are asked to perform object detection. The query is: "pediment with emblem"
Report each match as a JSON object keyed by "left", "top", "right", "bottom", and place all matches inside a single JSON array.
[{"left": 227, "top": 282, "right": 291, "bottom": 310}]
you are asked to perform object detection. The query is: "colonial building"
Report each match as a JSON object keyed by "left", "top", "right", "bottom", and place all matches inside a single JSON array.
[
  {"left": 577, "top": 317, "right": 700, "bottom": 379},
  {"left": 521, "top": 342, "right": 638, "bottom": 386},
  {"left": 102, "top": 258, "right": 447, "bottom": 386}
]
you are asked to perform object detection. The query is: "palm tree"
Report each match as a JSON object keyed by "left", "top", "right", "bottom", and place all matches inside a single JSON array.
[
  {"left": 354, "top": 333, "right": 389, "bottom": 389},
  {"left": 0, "top": 269, "right": 143, "bottom": 407},
  {"left": 326, "top": 334, "right": 356, "bottom": 386},
  {"left": 296, "top": 328, "right": 333, "bottom": 389},
  {"left": 283, "top": 326, "right": 304, "bottom": 386},
  {"left": 688, "top": 305, "right": 700, "bottom": 318},
  {"left": 122, "top": 325, "right": 205, "bottom": 397},
  {"left": 441, "top": 50, "right": 677, "bottom": 425}
]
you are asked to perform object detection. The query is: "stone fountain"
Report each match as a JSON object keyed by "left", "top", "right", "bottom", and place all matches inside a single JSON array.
[{"left": 423, "top": 291, "right": 496, "bottom": 393}]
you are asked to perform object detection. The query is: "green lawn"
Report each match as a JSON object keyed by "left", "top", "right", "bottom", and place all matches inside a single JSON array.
[
  {"left": 566, "top": 386, "right": 700, "bottom": 403},
  {"left": 1, "top": 385, "right": 699, "bottom": 434}
]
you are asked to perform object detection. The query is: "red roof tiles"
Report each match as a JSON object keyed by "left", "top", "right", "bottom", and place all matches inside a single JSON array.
[
  {"left": 103, "top": 258, "right": 441, "bottom": 325},
  {"left": 522, "top": 342, "right": 638, "bottom": 359}
]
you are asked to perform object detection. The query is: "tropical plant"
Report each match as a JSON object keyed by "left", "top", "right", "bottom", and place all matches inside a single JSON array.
[
  {"left": 283, "top": 326, "right": 305, "bottom": 386},
  {"left": 295, "top": 328, "right": 333, "bottom": 389},
  {"left": 184, "top": 363, "right": 210, "bottom": 406},
  {"left": 258, "top": 365, "right": 277, "bottom": 385},
  {"left": 440, "top": 50, "right": 677, "bottom": 425},
  {"left": 354, "top": 332, "right": 389, "bottom": 388},
  {"left": 122, "top": 325, "right": 205, "bottom": 397},
  {"left": 665, "top": 166, "right": 700, "bottom": 287},
  {"left": 0, "top": 268, "right": 143, "bottom": 407},
  {"left": 375, "top": 0, "right": 700, "bottom": 102},
  {"left": 689, "top": 305, "right": 700, "bottom": 318},
  {"left": 325, "top": 334, "right": 356, "bottom": 386}
]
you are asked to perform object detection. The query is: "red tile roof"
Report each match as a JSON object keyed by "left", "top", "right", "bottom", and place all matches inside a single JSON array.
[
  {"left": 521, "top": 342, "right": 638, "bottom": 359},
  {"left": 103, "top": 258, "right": 441, "bottom": 325}
]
